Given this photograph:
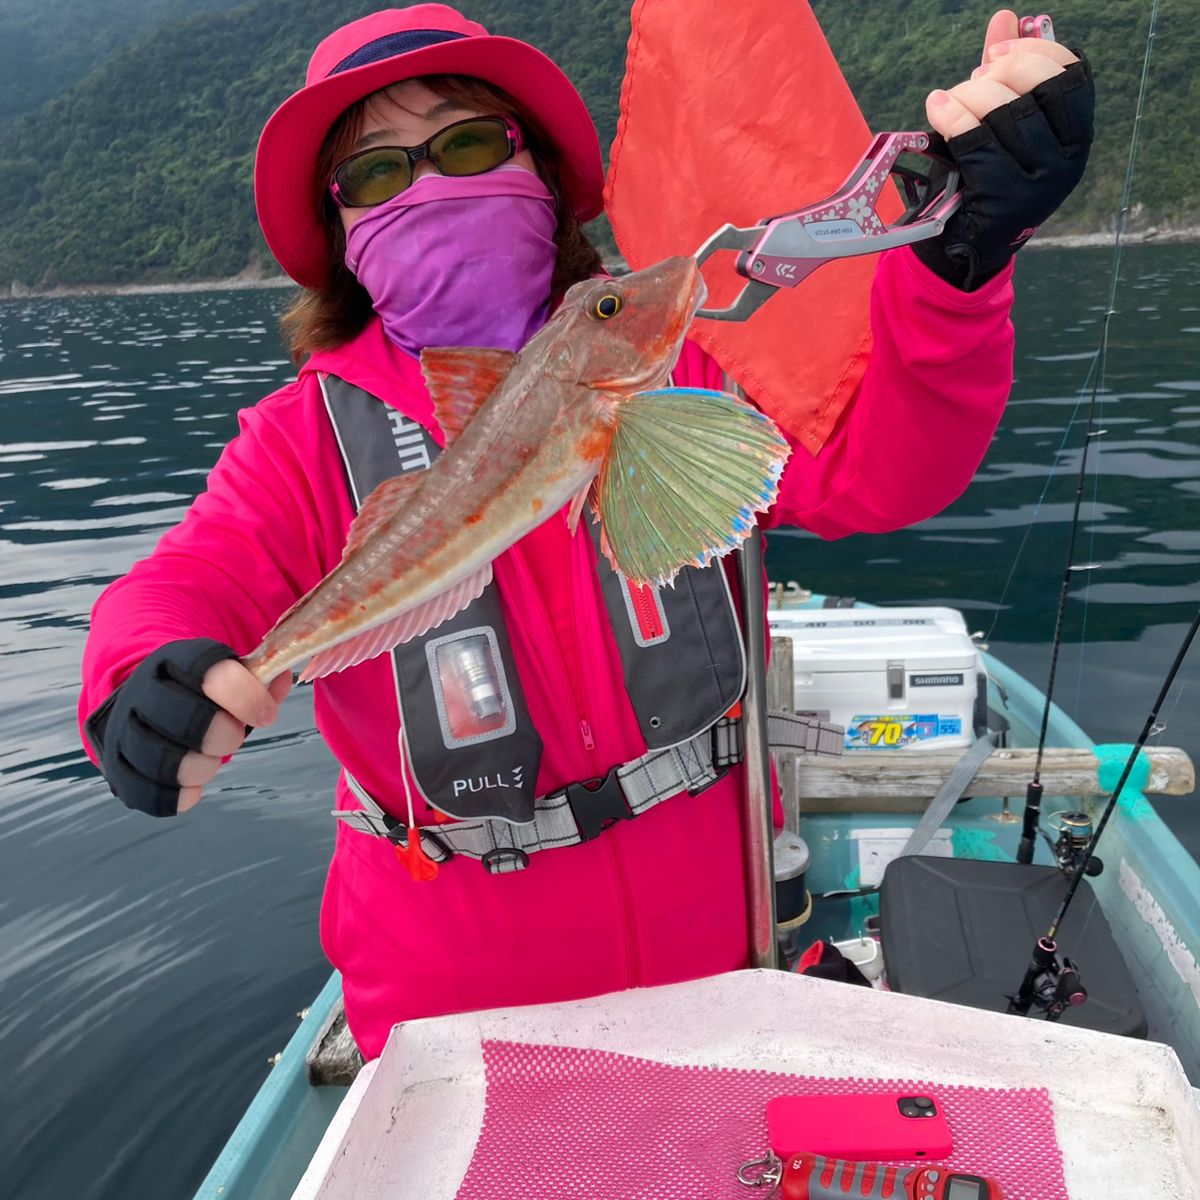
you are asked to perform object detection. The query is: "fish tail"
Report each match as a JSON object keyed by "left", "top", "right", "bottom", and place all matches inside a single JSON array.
[{"left": 596, "top": 387, "right": 790, "bottom": 585}]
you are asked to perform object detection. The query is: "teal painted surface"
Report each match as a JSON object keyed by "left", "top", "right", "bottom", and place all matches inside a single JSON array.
[
  {"left": 1085, "top": 791, "right": 1200, "bottom": 1078},
  {"left": 1118, "top": 790, "right": 1155, "bottom": 822},
  {"left": 951, "top": 827, "right": 1005, "bottom": 861},
  {"left": 1093, "top": 743, "right": 1154, "bottom": 820},
  {"left": 192, "top": 973, "right": 347, "bottom": 1200},
  {"left": 1096, "top": 744, "right": 1151, "bottom": 797},
  {"left": 980, "top": 649, "right": 1092, "bottom": 751}
]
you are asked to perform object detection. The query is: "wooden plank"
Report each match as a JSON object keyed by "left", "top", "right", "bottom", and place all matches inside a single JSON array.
[
  {"left": 793, "top": 745, "right": 1194, "bottom": 804},
  {"left": 767, "top": 637, "right": 800, "bottom": 832},
  {"left": 306, "top": 997, "right": 364, "bottom": 1087},
  {"left": 766, "top": 636, "right": 794, "bottom": 713}
]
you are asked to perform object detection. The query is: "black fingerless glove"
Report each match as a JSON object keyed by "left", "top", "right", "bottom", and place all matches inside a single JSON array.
[
  {"left": 914, "top": 54, "right": 1095, "bottom": 291},
  {"left": 84, "top": 638, "right": 241, "bottom": 817}
]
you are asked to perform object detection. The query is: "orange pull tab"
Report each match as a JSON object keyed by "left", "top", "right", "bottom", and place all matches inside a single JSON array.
[{"left": 394, "top": 827, "right": 440, "bottom": 882}]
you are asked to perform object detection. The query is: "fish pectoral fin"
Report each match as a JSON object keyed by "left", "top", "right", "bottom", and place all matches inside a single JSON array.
[
  {"left": 565, "top": 479, "right": 599, "bottom": 535},
  {"left": 421, "top": 346, "right": 517, "bottom": 444},
  {"left": 343, "top": 473, "right": 425, "bottom": 560},
  {"left": 596, "top": 387, "right": 791, "bottom": 586},
  {"left": 299, "top": 563, "right": 494, "bottom": 682}
]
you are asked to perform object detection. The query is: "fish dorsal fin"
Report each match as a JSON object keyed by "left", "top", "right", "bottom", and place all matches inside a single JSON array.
[
  {"left": 298, "top": 563, "right": 493, "bottom": 682},
  {"left": 421, "top": 347, "right": 517, "bottom": 444},
  {"left": 343, "top": 472, "right": 425, "bottom": 560},
  {"left": 595, "top": 387, "right": 791, "bottom": 586}
]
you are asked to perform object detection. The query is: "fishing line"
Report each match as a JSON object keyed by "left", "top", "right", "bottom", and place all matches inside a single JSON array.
[
  {"left": 1070, "top": 434, "right": 1105, "bottom": 715},
  {"left": 1071, "top": 287, "right": 1121, "bottom": 712},
  {"left": 982, "top": 354, "right": 1100, "bottom": 645},
  {"left": 1151, "top": 682, "right": 1185, "bottom": 745},
  {"left": 1017, "top": 0, "right": 1161, "bottom": 863}
]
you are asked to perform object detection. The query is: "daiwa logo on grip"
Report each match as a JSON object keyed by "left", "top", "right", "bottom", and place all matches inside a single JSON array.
[{"left": 452, "top": 765, "right": 524, "bottom": 798}]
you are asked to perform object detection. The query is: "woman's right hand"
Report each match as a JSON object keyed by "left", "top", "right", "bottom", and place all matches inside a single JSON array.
[{"left": 84, "top": 638, "right": 293, "bottom": 817}]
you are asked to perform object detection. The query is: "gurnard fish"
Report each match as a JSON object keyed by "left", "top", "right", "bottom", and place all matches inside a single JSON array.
[{"left": 244, "top": 255, "right": 790, "bottom": 685}]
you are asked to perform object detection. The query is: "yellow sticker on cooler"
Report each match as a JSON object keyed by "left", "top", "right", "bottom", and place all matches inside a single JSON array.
[{"left": 846, "top": 714, "right": 963, "bottom": 749}]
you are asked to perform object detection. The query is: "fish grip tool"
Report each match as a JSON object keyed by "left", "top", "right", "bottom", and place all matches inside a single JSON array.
[
  {"left": 737, "top": 1151, "right": 1004, "bottom": 1199},
  {"left": 693, "top": 132, "right": 962, "bottom": 322}
]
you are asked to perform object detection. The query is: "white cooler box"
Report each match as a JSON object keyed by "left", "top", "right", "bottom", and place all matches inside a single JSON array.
[{"left": 767, "top": 606, "right": 984, "bottom": 752}]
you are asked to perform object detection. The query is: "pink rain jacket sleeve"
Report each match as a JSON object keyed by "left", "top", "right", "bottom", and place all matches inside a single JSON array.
[{"left": 78, "top": 248, "right": 1014, "bottom": 1058}]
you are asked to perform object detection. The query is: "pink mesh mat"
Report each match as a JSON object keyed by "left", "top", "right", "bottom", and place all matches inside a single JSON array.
[{"left": 454, "top": 1040, "right": 1069, "bottom": 1200}]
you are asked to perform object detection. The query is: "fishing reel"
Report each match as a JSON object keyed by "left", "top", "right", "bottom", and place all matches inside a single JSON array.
[
  {"left": 1048, "top": 810, "right": 1104, "bottom": 878},
  {"left": 1006, "top": 936, "right": 1088, "bottom": 1021}
]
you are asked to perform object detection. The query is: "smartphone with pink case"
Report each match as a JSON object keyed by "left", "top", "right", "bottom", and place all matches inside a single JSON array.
[{"left": 766, "top": 1093, "right": 953, "bottom": 1161}]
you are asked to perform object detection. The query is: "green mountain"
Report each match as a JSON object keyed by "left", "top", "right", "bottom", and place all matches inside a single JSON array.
[
  {"left": 0, "top": 0, "right": 242, "bottom": 123},
  {"left": 0, "top": 0, "right": 629, "bottom": 288},
  {"left": 0, "top": 0, "right": 1191, "bottom": 291}
]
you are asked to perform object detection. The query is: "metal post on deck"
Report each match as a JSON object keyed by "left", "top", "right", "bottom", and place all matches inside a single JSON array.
[{"left": 737, "top": 525, "right": 779, "bottom": 969}]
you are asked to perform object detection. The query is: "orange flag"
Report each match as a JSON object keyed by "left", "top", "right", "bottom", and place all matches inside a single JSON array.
[{"left": 605, "top": 0, "right": 900, "bottom": 455}]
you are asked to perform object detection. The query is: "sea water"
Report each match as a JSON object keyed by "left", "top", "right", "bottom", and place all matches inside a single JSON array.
[{"left": 1, "top": 246, "right": 1197, "bottom": 1199}]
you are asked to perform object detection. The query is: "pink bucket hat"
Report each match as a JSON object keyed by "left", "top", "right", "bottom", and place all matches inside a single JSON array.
[{"left": 255, "top": 4, "right": 605, "bottom": 289}]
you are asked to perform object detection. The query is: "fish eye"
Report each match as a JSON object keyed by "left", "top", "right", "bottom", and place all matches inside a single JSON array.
[{"left": 592, "top": 293, "right": 623, "bottom": 320}]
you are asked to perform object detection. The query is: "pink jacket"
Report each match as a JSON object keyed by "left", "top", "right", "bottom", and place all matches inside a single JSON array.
[{"left": 79, "top": 247, "right": 1014, "bottom": 1058}]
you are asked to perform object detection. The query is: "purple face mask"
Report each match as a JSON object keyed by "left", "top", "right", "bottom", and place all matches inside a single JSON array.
[{"left": 344, "top": 166, "right": 558, "bottom": 357}]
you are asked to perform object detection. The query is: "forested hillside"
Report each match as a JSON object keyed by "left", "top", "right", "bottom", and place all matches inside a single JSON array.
[
  {"left": 0, "top": 0, "right": 1190, "bottom": 291},
  {"left": 0, "top": 0, "right": 630, "bottom": 287},
  {"left": 0, "top": 0, "right": 241, "bottom": 122}
]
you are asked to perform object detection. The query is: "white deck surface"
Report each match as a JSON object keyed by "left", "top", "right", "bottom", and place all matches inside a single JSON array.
[{"left": 293, "top": 969, "right": 1200, "bottom": 1199}]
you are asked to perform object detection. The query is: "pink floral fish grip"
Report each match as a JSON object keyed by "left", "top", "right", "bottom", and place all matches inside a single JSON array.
[{"left": 694, "top": 131, "right": 963, "bottom": 322}]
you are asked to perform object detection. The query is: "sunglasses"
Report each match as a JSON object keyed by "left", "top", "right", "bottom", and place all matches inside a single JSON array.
[{"left": 329, "top": 116, "right": 525, "bottom": 209}]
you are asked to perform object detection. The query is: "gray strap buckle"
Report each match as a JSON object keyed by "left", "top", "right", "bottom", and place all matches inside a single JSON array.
[{"left": 566, "top": 767, "right": 634, "bottom": 842}]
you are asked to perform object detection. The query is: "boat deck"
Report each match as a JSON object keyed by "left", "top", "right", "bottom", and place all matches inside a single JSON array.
[{"left": 292, "top": 972, "right": 1200, "bottom": 1199}]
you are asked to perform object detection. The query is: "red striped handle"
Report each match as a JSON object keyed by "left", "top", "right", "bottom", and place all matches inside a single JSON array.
[{"left": 779, "top": 1155, "right": 1002, "bottom": 1200}]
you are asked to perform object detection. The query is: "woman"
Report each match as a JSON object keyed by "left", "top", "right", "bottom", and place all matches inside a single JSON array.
[{"left": 79, "top": 5, "right": 1093, "bottom": 1058}]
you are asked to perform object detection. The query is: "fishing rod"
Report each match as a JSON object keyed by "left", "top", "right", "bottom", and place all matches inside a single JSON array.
[
  {"left": 1017, "top": 0, "right": 1163, "bottom": 865},
  {"left": 1008, "top": 608, "right": 1200, "bottom": 1018}
]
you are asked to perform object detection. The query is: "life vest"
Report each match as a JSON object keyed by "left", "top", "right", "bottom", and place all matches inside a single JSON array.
[{"left": 320, "top": 373, "right": 747, "bottom": 823}]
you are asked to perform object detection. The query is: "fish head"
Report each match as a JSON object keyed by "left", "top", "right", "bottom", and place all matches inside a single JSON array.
[{"left": 538, "top": 256, "right": 706, "bottom": 395}]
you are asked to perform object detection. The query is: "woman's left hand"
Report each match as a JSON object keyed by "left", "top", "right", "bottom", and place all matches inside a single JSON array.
[
  {"left": 913, "top": 8, "right": 1096, "bottom": 291},
  {"left": 926, "top": 9, "right": 1079, "bottom": 139}
]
